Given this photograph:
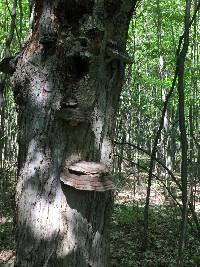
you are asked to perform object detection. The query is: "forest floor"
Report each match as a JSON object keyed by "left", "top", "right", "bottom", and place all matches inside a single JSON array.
[
  {"left": 0, "top": 173, "right": 200, "bottom": 267},
  {"left": 110, "top": 173, "right": 200, "bottom": 267}
]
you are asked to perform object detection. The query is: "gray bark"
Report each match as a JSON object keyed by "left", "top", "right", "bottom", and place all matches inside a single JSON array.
[{"left": 12, "top": 1, "right": 137, "bottom": 266}]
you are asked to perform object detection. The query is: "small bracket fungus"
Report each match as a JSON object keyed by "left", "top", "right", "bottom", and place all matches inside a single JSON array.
[
  {"left": 56, "top": 108, "right": 90, "bottom": 126},
  {"left": 60, "top": 161, "right": 114, "bottom": 192}
]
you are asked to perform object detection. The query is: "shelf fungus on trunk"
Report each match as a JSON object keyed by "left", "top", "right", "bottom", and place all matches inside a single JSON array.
[
  {"left": 60, "top": 161, "right": 114, "bottom": 192},
  {"left": 55, "top": 107, "right": 90, "bottom": 126}
]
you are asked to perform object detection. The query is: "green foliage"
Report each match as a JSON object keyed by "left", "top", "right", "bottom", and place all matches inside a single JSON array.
[
  {"left": 0, "top": 217, "right": 14, "bottom": 251},
  {"left": 114, "top": 205, "right": 144, "bottom": 225},
  {"left": 115, "top": 0, "right": 200, "bottom": 181},
  {"left": 0, "top": 3, "right": 29, "bottom": 262},
  {"left": 192, "top": 255, "right": 200, "bottom": 265},
  {"left": 0, "top": 0, "right": 29, "bottom": 58}
]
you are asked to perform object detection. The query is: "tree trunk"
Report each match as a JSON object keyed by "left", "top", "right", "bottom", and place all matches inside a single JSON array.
[
  {"left": 12, "top": 1, "right": 137, "bottom": 266},
  {"left": 177, "top": 1, "right": 191, "bottom": 265}
]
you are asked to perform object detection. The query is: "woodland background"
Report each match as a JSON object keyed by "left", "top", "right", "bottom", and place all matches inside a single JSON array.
[{"left": 0, "top": 0, "right": 200, "bottom": 266}]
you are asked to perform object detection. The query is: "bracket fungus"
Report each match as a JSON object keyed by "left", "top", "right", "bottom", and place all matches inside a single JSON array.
[
  {"left": 55, "top": 108, "right": 90, "bottom": 126},
  {"left": 60, "top": 161, "right": 114, "bottom": 192}
]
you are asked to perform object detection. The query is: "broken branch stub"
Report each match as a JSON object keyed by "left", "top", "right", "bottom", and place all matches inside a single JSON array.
[
  {"left": 60, "top": 161, "right": 114, "bottom": 192},
  {"left": 0, "top": 55, "right": 19, "bottom": 75}
]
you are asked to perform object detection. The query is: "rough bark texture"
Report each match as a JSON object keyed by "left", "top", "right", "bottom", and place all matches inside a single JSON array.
[{"left": 12, "top": 1, "right": 137, "bottom": 266}]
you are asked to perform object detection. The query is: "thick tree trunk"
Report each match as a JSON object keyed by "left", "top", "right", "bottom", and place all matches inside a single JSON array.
[{"left": 12, "top": 1, "right": 137, "bottom": 266}]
